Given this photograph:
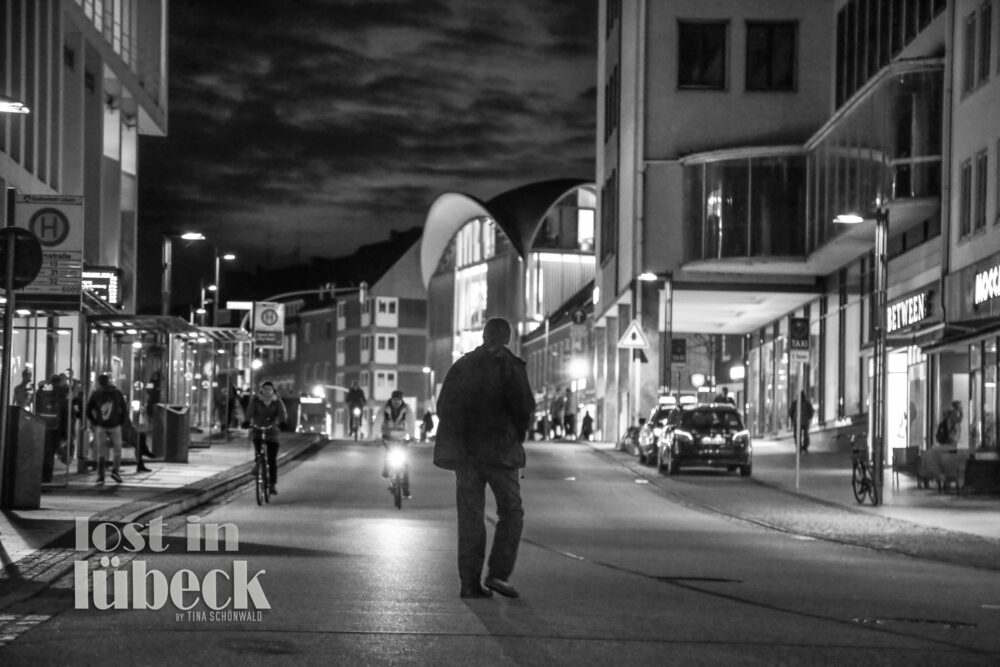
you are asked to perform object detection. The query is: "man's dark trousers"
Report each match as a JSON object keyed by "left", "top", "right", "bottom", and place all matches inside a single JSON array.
[{"left": 455, "top": 464, "right": 523, "bottom": 586}]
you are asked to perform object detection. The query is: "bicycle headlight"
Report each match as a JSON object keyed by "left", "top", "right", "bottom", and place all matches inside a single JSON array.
[
  {"left": 352, "top": 407, "right": 361, "bottom": 417},
  {"left": 387, "top": 448, "right": 407, "bottom": 468}
]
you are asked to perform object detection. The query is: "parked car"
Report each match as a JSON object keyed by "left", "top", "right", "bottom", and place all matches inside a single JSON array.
[
  {"left": 637, "top": 407, "right": 672, "bottom": 464},
  {"left": 657, "top": 404, "right": 752, "bottom": 476}
]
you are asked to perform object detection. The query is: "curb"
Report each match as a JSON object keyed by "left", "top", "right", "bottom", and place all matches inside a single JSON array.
[{"left": 0, "top": 435, "right": 325, "bottom": 612}]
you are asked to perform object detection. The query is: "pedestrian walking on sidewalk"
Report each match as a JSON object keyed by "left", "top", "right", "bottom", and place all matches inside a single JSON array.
[
  {"left": 85, "top": 374, "right": 128, "bottom": 484},
  {"left": 434, "top": 317, "right": 535, "bottom": 599},
  {"left": 789, "top": 391, "right": 815, "bottom": 452},
  {"left": 244, "top": 381, "right": 288, "bottom": 495}
]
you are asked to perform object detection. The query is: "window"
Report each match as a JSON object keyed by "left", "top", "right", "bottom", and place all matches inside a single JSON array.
[
  {"left": 337, "top": 302, "right": 345, "bottom": 318},
  {"left": 678, "top": 21, "right": 727, "bottom": 89},
  {"left": 965, "top": 12, "right": 977, "bottom": 93},
  {"left": 303, "top": 322, "right": 311, "bottom": 344},
  {"left": 376, "top": 334, "right": 396, "bottom": 351},
  {"left": 975, "top": 149, "right": 988, "bottom": 232},
  {"left": 746, "top": 22, "right": 796, "bottom": 91},
  {"left": 959, "top": 159, "right": 973, "bottom": 238},
  {"left": 980, "top": 1, "right": 992, "bottom": 86},
  {"left": 336, "top": 337, "right": 344, "bottom": 354}
]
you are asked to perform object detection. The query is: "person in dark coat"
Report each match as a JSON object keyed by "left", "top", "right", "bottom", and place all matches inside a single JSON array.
[
  {"left": 789, "top": 391, "right": 815, "bottom": 452},
  {"left": 244, "top": 381, "right": 288, "bottom": 495},
  {"left": 85, "top": 374, "right": 128, "bottom": 484},
  {"left": 434, "top": 317, "right": 535, "bottom": 599}
]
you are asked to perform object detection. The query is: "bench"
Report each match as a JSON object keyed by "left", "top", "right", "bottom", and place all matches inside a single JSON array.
[{"left": 891, "top": 446, "right": 921, "bottom": 487}]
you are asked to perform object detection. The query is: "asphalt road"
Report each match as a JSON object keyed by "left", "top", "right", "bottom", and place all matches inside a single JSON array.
[{"left": 2, "top": 440, "right": 999, "bottom": 665}]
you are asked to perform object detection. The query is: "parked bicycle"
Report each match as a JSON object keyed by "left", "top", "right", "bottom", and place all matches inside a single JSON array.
[{"left": 851, "top": 432, "right": 880, "bottom": 506}]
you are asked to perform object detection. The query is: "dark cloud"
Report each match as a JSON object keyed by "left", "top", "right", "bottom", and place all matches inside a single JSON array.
[{"left": 138, "top": 0, "right": 597, "bottom": 309}]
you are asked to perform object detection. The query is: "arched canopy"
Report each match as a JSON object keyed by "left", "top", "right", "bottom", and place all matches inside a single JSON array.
[{"left": 420, "top": 179, "right": 594, "bottom": 288}]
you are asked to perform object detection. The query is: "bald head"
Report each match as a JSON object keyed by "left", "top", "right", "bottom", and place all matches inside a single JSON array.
[{"left": 483, "top": 317, "right": 512, "bottom": 347}]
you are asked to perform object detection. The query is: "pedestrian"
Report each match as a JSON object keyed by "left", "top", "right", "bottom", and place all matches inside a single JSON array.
[
  {"left": 372, "top": 390, "right": 416, "bottom": 498},
  {"left": 244, "top": 381, "right": 288, "bottom": 495},
  {"left": 85, "top": 374, "right": 129, "bottom": 484},
  {"left": 714, "top": 386, "right": 736, "bottom": 405},
  {"left": 789, "top": 391, "right": 815, "bottom": 452},
  {"left": 580, "top": 411, "right": 594, "bottom": 441},
  {"left": 421, "top": 410, "right": 434, "bottom": 442},
  {"left": 346, "top": 380, "right": 367, "bottom": 438},
  {"left": 433, "top": 317, "right": 535, "bottom": 599},
  {"left": 138, "top": 371, "right": 162, "bottom": 472},
  {"left": 935, "top": 400, "right": 963, "bottom": 446},
  {"left": 562, "top": 387, "right": 577, "bottom": 439},
  {"left": 13, "top": 368, "right": 34, "bottom": 411},
  {"left": 550, "top": 390, "right": 565, "bottom": 439}
]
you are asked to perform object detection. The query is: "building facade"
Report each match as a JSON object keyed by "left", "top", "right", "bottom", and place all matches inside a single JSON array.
[
  {"left": 420, "top": 181, "right": 597, "bottom": 421},
  {"left": 597, "top": 0, "right": 1000, "bottom": 469}
]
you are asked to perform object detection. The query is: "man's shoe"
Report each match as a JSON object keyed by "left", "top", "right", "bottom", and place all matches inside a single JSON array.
[
  {"left": 110, "top": 471, "right": 123, "bottom": 484},
  {"left": 403, "top": 493, "right": 412, "bottom": 499},
  {"left": 137, "top": 465, "right": 152, "bottom": 473},
  {"left": 459, "top": 583, "right": 493, "bottom": 599},
  {"left": 485, "top": 577, "right": 519, "bottom": 598},
  {"left": 269, "top": 485, "right": 277, "bottom": 495}
]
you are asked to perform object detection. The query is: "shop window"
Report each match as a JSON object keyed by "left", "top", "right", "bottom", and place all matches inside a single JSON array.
[{"left": 678, "top": 21, "right": 728, "bottom": 90}]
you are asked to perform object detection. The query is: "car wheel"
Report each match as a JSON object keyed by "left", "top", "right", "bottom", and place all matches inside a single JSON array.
[
  {"left": 656, "top": 448, "right": 666, "bottom": 473},
  {"left": 667, "top": 454, "right": 680, "bottom": 475},
  {"left": 726, "top": 465, "right": 737, "bottom": 472},
  {"left": 739, "top": 463, "right": 752, "bottom": 477}
]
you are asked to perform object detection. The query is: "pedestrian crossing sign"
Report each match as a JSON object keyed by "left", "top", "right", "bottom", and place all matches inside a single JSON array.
[{"left": 617, "top": 319, "right": 650, "bottom": 349}]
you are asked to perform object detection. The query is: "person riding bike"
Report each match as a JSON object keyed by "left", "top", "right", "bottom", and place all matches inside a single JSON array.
[
  {"left": 243, "top": 381, "right": 288, "bottom": 495},
  {"left": 346, "top": 380, "right": 367, "bottom": 438},
  {"left": 372, "top": 390, "right": 416, "bottom": 498}
]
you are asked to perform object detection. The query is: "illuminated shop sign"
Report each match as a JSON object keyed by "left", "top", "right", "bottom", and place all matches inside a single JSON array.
[
  {"left": 974, "top": 264, "right": 1000, "bottom": 306},
  {"left": 886, "top": 292, "right": 928, "bottom": 334},
  {"left": 82, "top": 268, "right": 121, "bottom": 306}
]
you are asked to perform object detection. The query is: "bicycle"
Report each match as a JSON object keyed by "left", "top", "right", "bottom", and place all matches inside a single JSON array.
[
  {"left": 851, "top": 433, "right": 880, "bottom": 506},
  {"left": 249, "top": 425, "right": 271, "bottom": 506}
]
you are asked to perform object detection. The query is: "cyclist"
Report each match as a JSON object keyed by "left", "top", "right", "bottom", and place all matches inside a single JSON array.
[
  {"left": 346, "top": 380, "right": 367, "bottom": 438},
  {"left": 372, "top": 390, "right": 416, "bottom": 498},
  {"left": 243, "top": 381, "right": 288, "bottom": 495}
]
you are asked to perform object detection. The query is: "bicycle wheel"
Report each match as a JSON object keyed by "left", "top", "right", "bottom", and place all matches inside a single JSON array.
[
  {"left": 262, "top": 458, "right": 270, "bottom": 504},
  {"left": 392, "top": 479, "right": 402, "bottom": 510},
  {"left": 254, "top": 459, "right": 264, "bottom": 506},
  {"left": 869, "top": 474, "right": 881, "bottom": 506},
  {"left": 851, "top": 461, "right": 867, "bottom": 504}
]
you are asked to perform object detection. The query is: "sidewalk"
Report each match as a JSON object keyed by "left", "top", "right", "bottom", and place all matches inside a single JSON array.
[
  {"left": 0, "top": 431, "right": 322, "bottom": 610},
  {"left": 745, "top": 439, "right": 1000, "bottom": 541}
]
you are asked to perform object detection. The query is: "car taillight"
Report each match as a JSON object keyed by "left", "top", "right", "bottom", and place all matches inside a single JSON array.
[
  {"left": 674, "top": 430, "right": 693, "bottom": 444},
  {"left": 733, "top": 429, "right": 750, "bottom": 449}
]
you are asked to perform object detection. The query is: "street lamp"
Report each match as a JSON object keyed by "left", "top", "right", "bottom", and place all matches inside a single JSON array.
[
  {"left": 0, "top": 94, "right": 30, "bottom": 114},
  {"left": 213, "top": 252, "right": 236, "bottom": 326},
  {"left": 835, "top": 207, "right": 888, "bottom": 505},
  {"left": 161, "top": 232, "right": 205, "bottom": 316}
]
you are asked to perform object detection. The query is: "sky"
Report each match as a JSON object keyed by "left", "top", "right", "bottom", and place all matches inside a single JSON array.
[{"left": 137, "top": 0, "right": 597, "bottom": 308}]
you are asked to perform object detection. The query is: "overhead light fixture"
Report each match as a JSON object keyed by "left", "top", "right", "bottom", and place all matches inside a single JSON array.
[
  {"left": 0, "top": 94, "right": 30, "bottom": 114},
  {"left": 833, "top": 213, "right": 865, "bottom": 224},
  {"left": 180, "top": 232, "right": 205, "bottom": 240},
  {"left": 638, "top": 272, "right": 659, "bottom": 281}
]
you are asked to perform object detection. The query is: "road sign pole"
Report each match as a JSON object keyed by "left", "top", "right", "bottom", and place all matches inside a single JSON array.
[{"left": 1, "top": 188, "right": 17, "bottom": 508}]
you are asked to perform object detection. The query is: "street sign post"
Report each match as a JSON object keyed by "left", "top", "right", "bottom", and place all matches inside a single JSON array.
[
  {"left": 14, "top": 194, "right": 84, "bottom": 311},
  {"left": 253, "top": 301, "right": 285, "bottom": 349},
  {"left": 789, "top": 317, "right": 811, "bottom": 489}
]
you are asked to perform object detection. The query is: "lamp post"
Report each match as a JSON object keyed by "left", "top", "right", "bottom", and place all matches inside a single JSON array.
[
  {"left": 161, "top": 232, "right": 205, "bottom": 316},
  {"left": 0, "top": 97, "right": 30, "bottom": 509},
  {"left": 835, "top": 208, "right": 888, "bottom": 505},
  {"left": 213, "top": 252, "right": 236, "bottom": 326}
]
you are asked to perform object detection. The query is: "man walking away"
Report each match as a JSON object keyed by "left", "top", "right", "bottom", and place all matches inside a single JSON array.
[{"left": 434, "top": 317, "right": 535, "bottom": 599}]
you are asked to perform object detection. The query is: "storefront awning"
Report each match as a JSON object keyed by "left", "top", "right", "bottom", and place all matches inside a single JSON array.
[{"left": 911, "top": 323, "right": 994, "bottom": 353}]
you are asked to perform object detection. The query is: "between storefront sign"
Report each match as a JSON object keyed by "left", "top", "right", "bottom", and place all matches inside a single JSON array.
[{"left": 886, "top": 291, "right": 929, "bottom": 334}]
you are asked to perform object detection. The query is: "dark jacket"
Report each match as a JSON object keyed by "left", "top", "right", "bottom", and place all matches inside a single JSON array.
[
  {"left": 434, "top": 344, "right": 535, "bottom": 470},
  {"left": 246, "top": 395, "right": 288, "bottom": 436},
  {"left": 86, "top": 385, "right": 128, "bottom": 428}
]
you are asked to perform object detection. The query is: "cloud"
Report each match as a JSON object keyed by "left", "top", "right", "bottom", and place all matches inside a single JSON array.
[{"left": 139, "top": 0, "right": 597, "bottom": 286}]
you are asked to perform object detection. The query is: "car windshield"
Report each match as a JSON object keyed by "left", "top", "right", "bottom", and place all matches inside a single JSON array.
[
  {"left": 681, "top": 409, "right": 743, "bottom": 430},
  {"left": 653, "top": 408, "right": 671, "bottom": 424}
]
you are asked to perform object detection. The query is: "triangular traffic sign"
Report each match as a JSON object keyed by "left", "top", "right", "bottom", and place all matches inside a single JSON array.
[{"left": 617, "top": 319, "right": 650, "bottom": 349}]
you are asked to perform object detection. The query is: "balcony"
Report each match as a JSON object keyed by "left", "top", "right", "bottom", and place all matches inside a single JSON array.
[{"left": 680, "top": 61, "right": 942, "bottom": 277}]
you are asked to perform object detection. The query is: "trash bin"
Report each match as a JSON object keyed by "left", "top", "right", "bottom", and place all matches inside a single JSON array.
[
  {"left": 156, "top": 404, "right": 190, "bottom": 463},
  {"left": 2, "top": 406, "right": 46, "bottom": 509}
]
